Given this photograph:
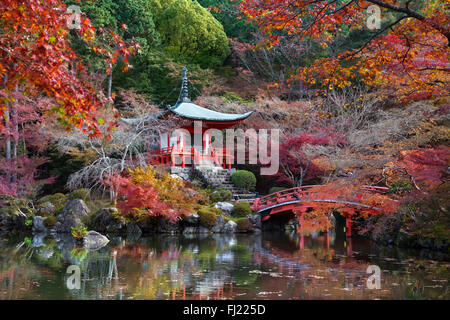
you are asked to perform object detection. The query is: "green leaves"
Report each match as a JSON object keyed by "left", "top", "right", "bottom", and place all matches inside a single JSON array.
[{"left": 155, "top": 0, "right": 230, "bottom": 67}]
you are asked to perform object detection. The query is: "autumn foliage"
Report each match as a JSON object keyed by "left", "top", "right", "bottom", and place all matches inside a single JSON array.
[
  {"left": 276, "top": 130, "right": 344, "bottom": 186},
  {"left": 104, "top": 166, "right": 197, "bottom": 222},
  {"left": 238, "top": 0, "right": 449, "bottom": 101},
  {"left": 0, "top": 0, "right": 135, "bottom": 136},
  {"left": 385, "top": 146, "right": 450, "bottom": 191}
]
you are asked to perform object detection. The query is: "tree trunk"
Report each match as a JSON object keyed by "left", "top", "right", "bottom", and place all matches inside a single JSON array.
[{"left": 107, "top": 69, "right": 113, "bottom": 99}]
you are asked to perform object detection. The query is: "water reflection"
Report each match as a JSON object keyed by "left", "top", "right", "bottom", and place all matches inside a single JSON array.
[{"left": 0, "top": 231, "right": 448, "bottom": 300}]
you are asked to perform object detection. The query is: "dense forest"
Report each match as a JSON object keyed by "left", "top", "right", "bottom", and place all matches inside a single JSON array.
[{"left": 0, "top": 0, "right": 448, "bottom": 249}]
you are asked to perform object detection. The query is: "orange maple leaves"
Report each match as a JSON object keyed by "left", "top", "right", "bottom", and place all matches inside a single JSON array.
[
  {"left": 0, "top": 0, "right": 135, "bottom": 137},
  {"left": 238, "top": 0, "right": 449, "bottom": 101}
]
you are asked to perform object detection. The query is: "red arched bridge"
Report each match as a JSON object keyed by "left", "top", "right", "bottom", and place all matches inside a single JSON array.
[{"left": 250, "top": 185, "right": 389, "bottom": 237}]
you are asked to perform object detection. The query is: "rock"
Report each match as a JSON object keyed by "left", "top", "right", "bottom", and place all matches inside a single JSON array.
[
  {"left": 184, "top": 213, "right": 199, "bottom": 226},
  {"left": 183, "top": 227, "right": 197, "bottom": 235},
  {"left": 212, "top": 215, "right": 226, "bottom": 233},
  {"left": 91, "top": 207, "right": 126, "bottom": 234},
  {"left": 0, "top": 214, "right": 29, "bottom": 232},
  {"left": 253, "top": 227, "right": 262, "bottom": 234},
  {"left": 127, "top": 222, "right": 142, "bottom": 238},
  {"left": 247, "top": 214, "right": 261, "bottom": 229},
  {"left": 214, "top": 202, "right": 234, "bottom": 215},
  {"left": 55, "top": 200, "right": 90, "bottom": 233},
  {"left": 198, "top": 226, "right": 210, "bottom": 234},
  {"left": 137, "top": 218, "right": 157, "bottom": 234},
  {"left": 223, "top": 220, "right": 237, "bottom": 233},
  {"left": 83, "top": 231, "right": 109, "bottom": 251},
  {"left": 159, "top": 216, "right": 181, "bottom": 234},
  {"left": 62, "top": 199, "right": 90, "bottom": 218},
  {"left": 39, "top": 247, "right": 54, "bottom": 259},
  {"left": 38, "top": 202, "right": 55, "bottom": 216},
  {"left": 32, "top": 216, "right": 47, "bottom": 233},
  {"left": 32, "top": 233, "right": 46, "bottom": 247}
]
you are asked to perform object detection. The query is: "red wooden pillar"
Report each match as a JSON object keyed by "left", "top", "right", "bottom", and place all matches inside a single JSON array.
[
  {"left": 300, "top": 235, "right": 304, "bottom": 250},
  {"left": 181, "top": 146, "right": 185, "bottom": 168},
  {"left": 341, "top": 208, "right": 354, "bottom": 237},
  {"left": 346, "top": 237, "right": 353, "bottom": 257},
  {"left": 345, "top": 216, "right": 352, "bottom": 237}
]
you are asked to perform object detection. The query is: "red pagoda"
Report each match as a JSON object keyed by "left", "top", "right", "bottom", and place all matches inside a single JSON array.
[{"left": 127, "top": 67, "right": 253, "bottom": 170}]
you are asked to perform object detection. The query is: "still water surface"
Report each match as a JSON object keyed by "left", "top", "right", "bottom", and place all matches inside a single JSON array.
[{"left": 0, "top": 231, "right": 448, "bottom": 299}]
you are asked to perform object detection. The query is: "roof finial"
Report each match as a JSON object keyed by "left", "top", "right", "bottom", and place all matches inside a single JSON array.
[{"left": 180, "top": 66, "right": 190, "bottom": 103}]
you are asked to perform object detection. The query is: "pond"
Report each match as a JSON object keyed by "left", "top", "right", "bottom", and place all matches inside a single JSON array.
[{"left": 0, "top": 231, "right": 448, "bottom": 300}]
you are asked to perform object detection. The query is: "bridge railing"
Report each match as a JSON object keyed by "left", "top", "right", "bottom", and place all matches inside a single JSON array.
[
  {"left": 252, "top": 185, "right": 389, "bottom": 212},
  {"left": 252, "top": 185, "right": 322, "bottom": 212}
]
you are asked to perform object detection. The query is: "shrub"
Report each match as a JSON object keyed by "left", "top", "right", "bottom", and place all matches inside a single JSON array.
[
  {"left": 209, "top": 188, "right": 233, "bottom": 203},
  {"left": 38, "top": 193, "right": 66, "bottom": 206},
  {"left": 236, "top": 218, "right": 253, "bottom": 233},
  {"left": 103, "top": 166, "right": 195, "bottom": 222},
  {"left": 38, "top": 193, "right": 66, "bottom": 216},
  {"left": 197, "top": 206, "right": 218, "bottom": 228},
  {"left": 68, "top": 188, "right": 90, "bottom": 201},
  {"left": 268, "top": 187, "right": 286, "bottom": 194},
  {"left": 231, "top": 170, "right": 256, "bottom": 191},
  {"left": 232, "top": 202, "right": 252, "bottom": 218},
  {"left": 43, "top": 216, "right": 57, "bottom": 228},
  {"left": 71, "top": 224, "right": 88, "bottom": 240}
]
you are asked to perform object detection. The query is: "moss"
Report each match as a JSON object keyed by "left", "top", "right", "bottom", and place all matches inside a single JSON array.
[
  {"left": 232, "top": 202, "right": 252, "bottom": 218},
  {"left": 197, "top": 206, "right": 219, "bottom": 228},
  {"left": 68, "top": 188, "right": 90, "bottom": 201},
  {"left": 43, "top": 216, "right": 57, "bottom": 228},
  {"left": 236, "top": 218, "right": 253, "bottom": 233},
  {"left": 38, "top": 193, "right": 66, "bottom": 206},
  {"left": 38, "top": 193, "right": 66, "bottom": 216},
  {"left": 209, "top": 188, "right": 233, "bottom": 203}
]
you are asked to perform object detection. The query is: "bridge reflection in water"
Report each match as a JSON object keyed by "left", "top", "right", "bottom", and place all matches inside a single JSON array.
[{"left": 1, "top": 231, "right": 448, "bottom": 300}]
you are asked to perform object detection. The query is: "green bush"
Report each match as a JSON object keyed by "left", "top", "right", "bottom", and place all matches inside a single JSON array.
[
  {"left": 37, "top": 193, "right": 66, "bottom": 216},
  {"left": 232, "top": 202, "right": 252, "bottom": 218},
  {"left": 268, "top": 187, "right": 286, "bottom": 194},
  {"left": 38, "top": 193, "right": 66, "bottom": 206},
  {"left": 209, "top": 188, "right": 233, "bottom": 203},
  {"left": 68, "top": 189, "right": 90, "bottom": 201},
  {"left": 197, "top": 206, "right": 218, "bottom": 228},
  {"left": 231, "top": 170, "right": 256, "bottom": 191},
  {"left": 43, "top": 216, "right": 57, "bottom": 228},
  {"left": 236, "top": 218, "right": 253, "bottom": 233}
]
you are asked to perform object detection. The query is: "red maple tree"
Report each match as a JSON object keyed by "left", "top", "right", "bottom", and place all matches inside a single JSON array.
[{"left": 237, "top": 0, "right": 449, "bottom": 101}]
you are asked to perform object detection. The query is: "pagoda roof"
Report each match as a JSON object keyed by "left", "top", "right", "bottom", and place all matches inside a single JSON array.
[
  {"left": 168, "top": 66, "right": 253, "bottom": 122},
  {"left": 169, "top": 101, "right": 253, "bottom": 122},
  {"left": 120, "top": 67, "right": 253, "bottom": 125}
]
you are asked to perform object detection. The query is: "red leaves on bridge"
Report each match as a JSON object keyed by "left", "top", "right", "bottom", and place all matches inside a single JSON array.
[{"left": 290, "top": 181, "right": 398, "bottom": 234}]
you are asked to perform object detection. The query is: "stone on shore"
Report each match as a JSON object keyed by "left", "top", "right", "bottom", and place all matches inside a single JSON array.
[
  {"left": 83, "top": 231, "right": 109, "bottom": 251},
  {"left": 55, "top": 199, "right": 90, "bottom": 233}
]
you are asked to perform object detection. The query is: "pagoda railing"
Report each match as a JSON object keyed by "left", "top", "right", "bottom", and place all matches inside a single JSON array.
[{"left": 149, "top": 146, "right": 234, "bottom": 169}]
